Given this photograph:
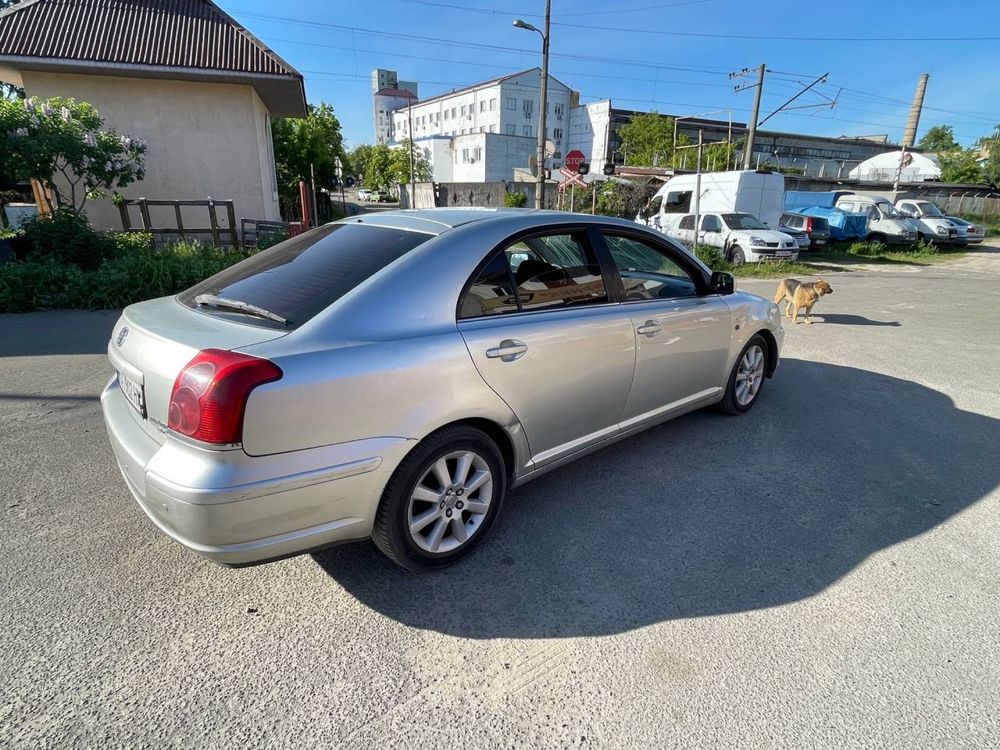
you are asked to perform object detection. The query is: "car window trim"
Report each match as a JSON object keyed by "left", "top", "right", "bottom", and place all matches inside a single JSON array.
[
  {"left": 588, "top": 226, "right": 712, "bottom": 302},
  {"left": 456, "top": 222, "right": 614, "bottom": 322}
]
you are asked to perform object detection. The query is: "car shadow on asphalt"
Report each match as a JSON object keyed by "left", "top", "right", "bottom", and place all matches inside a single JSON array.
[
  {"left": 798, "top": 314, "right": 901, "bottom": 327},
  {"left": 313, "top": 359, "right": 999, "bottom": 638}
]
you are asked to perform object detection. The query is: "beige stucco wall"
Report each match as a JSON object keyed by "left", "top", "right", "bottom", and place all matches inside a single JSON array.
[{"left": 19, "top": 71, "right": 280, "bottom": 231}]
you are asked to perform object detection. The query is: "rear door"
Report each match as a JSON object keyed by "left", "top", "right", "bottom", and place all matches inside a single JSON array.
[
  {"left": 597, "top": 230, "right": 733, "bottom": 427},
  {"left": 458, "top": 228, "right": 635, "bottom": 467}
]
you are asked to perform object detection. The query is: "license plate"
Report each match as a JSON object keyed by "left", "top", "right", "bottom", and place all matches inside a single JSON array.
[
  {"left": 119, "top": 370, "right": 146, "bottom": 418},
  {"left": 815, "top": 240, "right": 826, "bottom": 246},
  {"left": 776, "top": 251, "right": 791, "bottom": 258}
]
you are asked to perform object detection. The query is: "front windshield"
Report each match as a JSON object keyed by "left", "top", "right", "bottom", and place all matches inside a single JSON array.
[
  {"left": 917, "top": 202, "right": 945, "bottom": 217},
  {"left": 722, "top": 213, "right": 768, "bottom": 230}
]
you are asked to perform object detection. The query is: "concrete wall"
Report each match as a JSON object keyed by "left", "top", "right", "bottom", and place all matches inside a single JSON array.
[
  {"left": 399, "top": 181, "right": 559, "bottom": 210},
  {"left": 20, "top": 71, "right": 280, "bottom": 230}
]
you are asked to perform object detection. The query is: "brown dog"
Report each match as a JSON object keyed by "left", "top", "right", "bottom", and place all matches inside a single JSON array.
[{"left": 773, "top": 278, "right": 833, "bottom": 324}]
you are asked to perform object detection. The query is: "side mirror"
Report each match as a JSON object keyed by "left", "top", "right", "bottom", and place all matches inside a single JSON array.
[{"left": 710, "top": 271, "right": 735, "bottom": 295}]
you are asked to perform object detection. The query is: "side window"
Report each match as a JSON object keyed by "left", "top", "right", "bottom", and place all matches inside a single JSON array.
[
  {"left": 701, "top": 215, "right": 722, "bottom": 232},
  {"left": 900, "top": 202, "right": 916, "bottom": 215},
  {"left": 648, "top": 196, "right": 663, "bottom": 214},
  {"left": 678, "top": 215, "right": 695, "bottom": 230},
  {"left": 458, "top": 233, "right": 608, "bottom": 318},
  {"left": 867, "top": 206, "right": 880, "bottom": 220},
  {"left": 603, "top": 234, "right": 699, "bottom": 301},
  {"left": 459, "top": 252, "right": 519, "bottom": 319},
  {"left": 510, "top": 234, "right": 608, "bottom": 312}
]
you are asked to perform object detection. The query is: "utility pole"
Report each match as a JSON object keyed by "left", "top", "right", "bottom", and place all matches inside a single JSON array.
[
  {"left": 407, "top": 99, "right": 415, "bottom": 207},
  {"left": 902, "top": 73, "right": 929, "bottom": 149},
  {"left": 741, "top": 64, "right": 765, "bottom": 170},
  {"left": 694, "top": 130, "right": 703, "bottom": 246},
  {"left": 514, "top": 3, "right": 551, "bottom": 209}
]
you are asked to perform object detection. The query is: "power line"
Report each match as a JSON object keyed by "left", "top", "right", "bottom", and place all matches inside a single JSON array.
[
  {"left": 549, "top": 20, "right": 1000, "bottom": 42},
  {"left": 398, "top": 0, "right": 710, "bottom": 16}
]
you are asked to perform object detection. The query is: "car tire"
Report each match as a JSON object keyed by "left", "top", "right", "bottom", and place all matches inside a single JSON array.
[
  {"left": 372, "top": 424, "right": 507, "bottom": 572},
  {"left": 919, "top": 232, "right": 933, "bottom": 244},
  {"left": 730, "top": 246, "right": 746, "bottom": 266},
  {"left": 867, "top": 232, "right": 887, "bottom": 244},
  {"left": 718, "top": 335, "right": 768, "bottom": 415}
]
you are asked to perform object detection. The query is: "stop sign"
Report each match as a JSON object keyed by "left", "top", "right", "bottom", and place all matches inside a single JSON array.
[{"left": 564, "top": 150, "right": 586, "bottom": 173}]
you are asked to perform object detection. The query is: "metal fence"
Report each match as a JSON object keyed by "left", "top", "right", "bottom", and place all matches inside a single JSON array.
[
  {"left": 924, "top": 194, "right": 1000, "bottom": 218},
  {"left": 117, "top": 197, "right": 239, "bottom": 247}
]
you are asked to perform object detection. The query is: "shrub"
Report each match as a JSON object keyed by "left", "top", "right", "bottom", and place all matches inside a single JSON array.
[
  {"left": 503, "top": 191, "right": 528, "bottom": 208},
  {"left": 693, "top": 244, "right": 732, "bottom": 272},
  {"left": 0, "top": 240, "right": 255, "bottom": 312},
  {"left": 847, "top": 240, "right": 884, "bottom": 257},
  {"left": 110, "top": 231, "right": 153, "bottom": 256},
  {"left": 257, "top": 230, "right": 289, "bottom": 250},
  {"left": 19, "top": 208, "right": 115, "bottom": 270}
]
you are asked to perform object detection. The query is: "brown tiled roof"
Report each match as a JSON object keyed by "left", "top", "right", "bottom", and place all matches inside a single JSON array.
[{"left": 0, "top": 0, "right": 305, "bottom": 114}]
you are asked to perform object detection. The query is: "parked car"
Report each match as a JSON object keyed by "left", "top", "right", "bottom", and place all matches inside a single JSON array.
[
  {"left": 776, "top": 222, "right": 810, "bottom": 250},
  {"left": 894, "top": 199, "right": 961, "bottom": 244},
  {"left": 946, "top": 216, "right": 985, "bottom": 244},
  {"left": 835, "top": 195, "right": 919, "bottom": 245},
  {"left": 665, "top": 211, "right": 799, "bottom": 265},
  {"left": 356, "top": 188, "right": 373, "bottom": 201},
  {"left": 101, "top": 209, "right": 783, "bottom": 570},
  {"left": 780, "top": 211, "right": 831, "bottom": 248}
]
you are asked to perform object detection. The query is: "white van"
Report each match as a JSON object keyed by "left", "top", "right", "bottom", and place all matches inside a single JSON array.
[
  {"left": 894, "top": 199, "right": 960, "bottom": 244},
  {"left": 833, "top": 194, "right": 917, "bottom": 245},
  {"left": 637, "top": 170, "right": 786, "bottom": 232}
]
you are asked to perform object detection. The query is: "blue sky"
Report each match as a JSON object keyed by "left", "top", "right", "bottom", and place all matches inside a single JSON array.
[{"left": 224, "top": 0, "right": 1000, "bottom": 149}]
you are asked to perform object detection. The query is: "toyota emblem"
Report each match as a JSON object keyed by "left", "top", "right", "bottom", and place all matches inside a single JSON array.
[{"left": 116, "top": 327, "right": 129, "bottom": 347}]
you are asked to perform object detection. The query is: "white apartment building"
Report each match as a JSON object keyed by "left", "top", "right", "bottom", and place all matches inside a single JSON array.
[
  {"left": 386, "top": 68, "right": 575, "bottom": 182},
  {"left": 372, "top": 68, "right": 418, "bottom": 144}
]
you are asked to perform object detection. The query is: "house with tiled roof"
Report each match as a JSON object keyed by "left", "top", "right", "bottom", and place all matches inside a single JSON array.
[{"left": 0, "top": 0, "right": 307, "bottom": 228}]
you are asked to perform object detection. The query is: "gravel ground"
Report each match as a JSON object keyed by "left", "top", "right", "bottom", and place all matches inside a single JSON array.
[{"left": 1, "top": 247, "right": 998, "bottom": 749}]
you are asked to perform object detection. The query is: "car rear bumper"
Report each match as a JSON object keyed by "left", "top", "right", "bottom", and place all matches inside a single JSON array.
[{"left": 101, "top": 376, "right": 414, "bottom": 565}]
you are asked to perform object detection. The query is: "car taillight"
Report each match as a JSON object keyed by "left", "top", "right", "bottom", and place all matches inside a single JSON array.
[
  {"left": 167, "top": 349, "right": 282, "bottom": 445},
  {"left": 805, "top": 217, "right": 813, "bottom": 232}
]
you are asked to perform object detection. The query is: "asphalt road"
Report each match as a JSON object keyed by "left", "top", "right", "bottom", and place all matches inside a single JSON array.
[{"left": 2, "top": 248, "right": 999, "bottom": 749}]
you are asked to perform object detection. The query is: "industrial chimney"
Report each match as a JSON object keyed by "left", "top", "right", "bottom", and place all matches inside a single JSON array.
[{"left": 902, "top": 74, "right": 929, "bottom": 148}]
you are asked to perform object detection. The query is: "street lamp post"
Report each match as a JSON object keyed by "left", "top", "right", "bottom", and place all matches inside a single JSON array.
[{"left": 513, "top": 2, "right": 551, "bottom": 210}]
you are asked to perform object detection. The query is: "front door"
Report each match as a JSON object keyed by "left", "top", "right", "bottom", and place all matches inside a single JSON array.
[
  {"left": 458, "top": 230, "right": 636, "bottom": 467},
  {"left": 599, "top": 231, "right": 733, "bottom": 427}
]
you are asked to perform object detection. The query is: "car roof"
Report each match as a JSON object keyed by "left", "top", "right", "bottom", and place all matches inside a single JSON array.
[{"left": 337, "top": 208, "right": 646, "bottom": 236}]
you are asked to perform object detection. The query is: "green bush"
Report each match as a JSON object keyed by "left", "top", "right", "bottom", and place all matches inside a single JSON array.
[
  {"left": 19, "top": 209, "right": 116, "bottom": 270},
  {"left": 503, "top": 191, "right": 528, "bottom": 208},
  {"left": 257, "top": 230, "right": 289, "bottom": 250},
  {"left": 847, "top": 240, "right": 885, "bottom": 257},
  {"left": 0, "top": 241, "right": 255, "bottom": 313},
  {"left": 693, "top": 244, "right": 732, "bottom": 272},
  {"left": 110, "top": 231, "right": 153, "bottom": 256}
]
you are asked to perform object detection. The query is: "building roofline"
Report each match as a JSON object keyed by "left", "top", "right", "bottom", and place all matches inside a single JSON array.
[{"left": 390, "top": 67, "right": 572, "bottom": 112}]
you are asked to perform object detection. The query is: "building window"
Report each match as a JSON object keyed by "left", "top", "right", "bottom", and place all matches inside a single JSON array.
[
  {"left": 444, "top": 109, "right": 449, "bottom": 120},
  {"left": 479, "top": 101, "right": 486, "bottom": 112},
  {"left": 553, "top": 128, "right": 563, "bottom": 141},
  {"left": 461, "top": 105, "right": 467, "bottom": 116},
  {"left": 523, "top": 99, "right": 534, "bottom": 114},
  {"left": 462, "top": 148, "right": 470, "bottom": 163},
  {"left": 490, "top": 98, "right": 497, "bottom": 111},
  {"left": 554, "top": 103, "right": 563, "bottom": 116},
  {"left": 473, "top": 147, "right": 482, "bottom": 162},
  {"left": 506, "top": 97, "right": 517, "bottom": 110},
  {"left": 462, "top": 128, "right": 468, "bottom": 135},
  {"left": 523, "top": 125, "right": 532, "bottom": 137},
  {"left": 490, "top": 124, "right": 496, "bottom": 133},
  {"left": 506, "top": 124, "right": 516, "bottom": 135},
  {"left": 479, "top": 126, "right": 485, "bottom": 133},
  {"left": 451, "top": 107, "right": 457, "bottom": 118}
]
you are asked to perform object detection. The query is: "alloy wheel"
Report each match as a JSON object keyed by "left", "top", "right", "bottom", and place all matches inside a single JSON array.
[
  {"left": 735, "top": 344, "right": 765, "bottom": 406},
  {"left": 407, "top": 450, "right": 493, "bottom": 554}
]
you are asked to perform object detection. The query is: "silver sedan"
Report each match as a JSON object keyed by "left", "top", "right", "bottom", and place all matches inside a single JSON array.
[{"left": 102, "top": 209, "right": 784, "bottom": 570}]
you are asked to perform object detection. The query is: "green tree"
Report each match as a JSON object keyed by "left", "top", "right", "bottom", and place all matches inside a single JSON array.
[
  {"left": 345, "top": 144, "right": 374, "bottom": 181},
  {"left": 0, "top": 96, "right": 146, "bottom": 213},
  {"left": 617, "top": 112, "right": 686, "bottom": 167},
  {"left": 353, "top": 141, "right": 431, "bottom": 191},
  {"left": 271, "top": 102, "right": 345, "bottom": 204},
  {"left": 918, "top": 124, "right": 959, "bottom": 153},
  {"left": 980, "top": 124, "right": 1000, "bottom": 187},
  {"left": 391, "top": 139, "right": 432, "bottom": 185},
  {"left": 938, "top": 147, "right": 984, "bottom": 183}
]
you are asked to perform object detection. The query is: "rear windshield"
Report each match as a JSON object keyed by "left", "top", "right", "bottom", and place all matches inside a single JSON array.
[{"left": 179, "top": 223, "right": 430, "bottom": 328}]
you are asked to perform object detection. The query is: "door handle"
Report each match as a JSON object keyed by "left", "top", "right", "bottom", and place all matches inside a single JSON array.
[
  {"left": 485, "top": 339, "right": 528, "bottom": 362},
  {"left": 636, "top": 320, "right": 662, "bottom": 337}
]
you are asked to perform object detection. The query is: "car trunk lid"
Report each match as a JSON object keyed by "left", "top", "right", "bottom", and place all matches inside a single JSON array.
[{"left": 108, "top": 296, "right": 290, "bottom": 445}]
